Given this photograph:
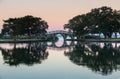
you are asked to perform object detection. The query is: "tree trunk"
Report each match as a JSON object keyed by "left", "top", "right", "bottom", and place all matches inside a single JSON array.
[
  {"left": 107, "top": 33, "right": 112, "bottom": 38},
  {"left": 115, "top": 32, "right": 117, "bottom": 38},
  {"left": 104, "top": 34, "right": 107, "bottom": 39}
]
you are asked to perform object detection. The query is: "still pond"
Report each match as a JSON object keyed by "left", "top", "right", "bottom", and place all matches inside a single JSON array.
[{"left": 0, "top": 40, "right": 120, "bottom": 79}]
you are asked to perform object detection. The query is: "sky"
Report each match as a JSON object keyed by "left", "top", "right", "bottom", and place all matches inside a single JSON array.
[{"left": 0, "top": 0, "right": 120, "bottom": 31}]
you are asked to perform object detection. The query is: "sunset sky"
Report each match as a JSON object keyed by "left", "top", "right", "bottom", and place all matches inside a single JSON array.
[{"left": 0, "top": 0, "right": 120, "bottom": 31}]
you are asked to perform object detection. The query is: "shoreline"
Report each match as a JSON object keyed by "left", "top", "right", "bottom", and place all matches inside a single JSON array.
[
  {"left": 0, "top": 39, "right": 48, "bottom": 43},
  {"left": 67, "top": 38, "right": 120, "bottom": 43},
  {"left": 0, "top": 38, "right": 120, "bottom": 43}
]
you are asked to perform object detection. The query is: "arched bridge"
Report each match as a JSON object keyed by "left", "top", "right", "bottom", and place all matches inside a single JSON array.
[{"left": 47, "top": 30, "right": 74, "bottom": 40}]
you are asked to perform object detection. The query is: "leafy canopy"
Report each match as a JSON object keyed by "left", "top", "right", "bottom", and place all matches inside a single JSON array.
[
  {"left": 64, "top": 6, "right": 120, "bottom": 38},
  {"left": 2, "top": 15, "right": 49, "bottom": 37}
]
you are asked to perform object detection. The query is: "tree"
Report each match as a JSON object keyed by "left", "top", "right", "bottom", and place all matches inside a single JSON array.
[
  {"left": 112, "top": 10, "right": 120, "bottom": 38},
  {"left": 64, "top": 6, "right": 120, "bottom": 39},
  {"left": 2, "top": 15, "right": 49, "bottom": 39},
  {"left": 64, "top": 14, "right": 89, "bottom": 39},
  {"left": 90, "top": 6, "right": 120, "bottom": 38}
]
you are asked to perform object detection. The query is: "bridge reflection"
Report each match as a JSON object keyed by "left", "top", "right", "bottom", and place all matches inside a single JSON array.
[
  {"left": 47, "top": 41, "right": 77, "bottom": 48},
  {"left": 46, "top": 40, "right": 78, "bottom": 52}
]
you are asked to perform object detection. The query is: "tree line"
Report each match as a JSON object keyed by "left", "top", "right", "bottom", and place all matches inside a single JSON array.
[
  {"left": 1, "top": 6, "right": 120, "bottom": 39},
  {"left": 64, "top": 6, "right": 120, "bottom": 39}
]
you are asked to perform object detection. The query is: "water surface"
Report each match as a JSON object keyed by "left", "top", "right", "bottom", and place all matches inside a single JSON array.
[{"left": 0, "top": 41, "right": 120, "bottom": 79}]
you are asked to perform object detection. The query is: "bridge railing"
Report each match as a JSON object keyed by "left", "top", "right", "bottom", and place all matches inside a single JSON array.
[{"left": 47, "top": 30, "right": 73, "bottom": 34}]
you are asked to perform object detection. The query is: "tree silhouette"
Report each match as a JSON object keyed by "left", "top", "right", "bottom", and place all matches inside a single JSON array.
[
  {"left": 0, "top": 42, "right": 49, "bottom": 66},
  {"left": 64, "top": 6, "right": 120, "bottom": 39},
  {"left": 2, "top": 15, "right": 49, "bottom": 39},
  {"left": 90, "top": 6, "right": 120, "bottom": 38}
]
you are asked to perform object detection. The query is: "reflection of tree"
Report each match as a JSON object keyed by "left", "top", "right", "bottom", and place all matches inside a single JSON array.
[
  {"left": 64, "top": 43, "right": 120, "bottom": 75},
  {"left": 0, "top": 42, "right": 48, "bottom": 66}
]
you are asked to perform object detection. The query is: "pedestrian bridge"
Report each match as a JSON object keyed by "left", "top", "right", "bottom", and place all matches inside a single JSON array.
[{"left": 47, "top": 30, "right": 73, "bottom": 40}]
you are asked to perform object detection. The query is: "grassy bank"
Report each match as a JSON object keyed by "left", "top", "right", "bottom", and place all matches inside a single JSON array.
[
  {"left": 67, "top": 38, "right": 120, "bottom": 42},
  {"left": 0, "top": 39, "right": 48, "bottom": 43},
  {"left": 0, "top": 38, "right": 120, "bottom": 43},
  {"left": 85, "top": 38, "right": 120, "bottom": 42}
]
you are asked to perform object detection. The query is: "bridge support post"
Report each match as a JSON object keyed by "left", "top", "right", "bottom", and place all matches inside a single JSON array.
[
  {"left": 51, "top": 41, "right": 56, "bottom": 47},
  {"left": 70, "top": 41, "right": 75, "bottom": 46},
  {"left": 63, "top": 40, "right": 67, "bottom": 47},
  {"left": 70, "top": 34, "right": 74, "bottom": 40},
  {"left": 52, "top": 34, "right": 56, "bottom": 41},
  {"left": 62, "top": 34, "right": 67, "bottom": 41}
]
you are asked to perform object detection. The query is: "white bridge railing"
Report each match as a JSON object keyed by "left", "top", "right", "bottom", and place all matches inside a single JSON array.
[{"left": 47, "top": 30, "right": 72, "bottom": 34}]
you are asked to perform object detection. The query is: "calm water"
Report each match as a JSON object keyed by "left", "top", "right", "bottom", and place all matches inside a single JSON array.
[{"left": 0, "top": 40, "right": 120, "bottom": 79}]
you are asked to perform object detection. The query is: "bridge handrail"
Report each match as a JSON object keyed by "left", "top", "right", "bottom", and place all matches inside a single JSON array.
[{"left": 47, "top": 30, "right": 72, "bottom": 34}]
